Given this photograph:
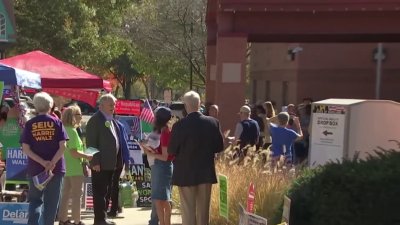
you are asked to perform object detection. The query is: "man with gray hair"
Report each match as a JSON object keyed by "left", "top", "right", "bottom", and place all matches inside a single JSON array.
[
  {"left": 234, "top": 105, "right": 260, "bottom": 151},
  {"left": 208, "top": 104, "right": 219, "bottom": 118},
  {"left": 168, "top": 91, "right": 224, "bottom": 225},
  {"left": 86, "top": 93, "right": 122, "bottom": 225}
]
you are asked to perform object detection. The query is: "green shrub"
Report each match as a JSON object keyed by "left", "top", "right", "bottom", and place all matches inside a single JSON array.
[{"left": 277, "top": 150, "right": 400, "bottom": 225}]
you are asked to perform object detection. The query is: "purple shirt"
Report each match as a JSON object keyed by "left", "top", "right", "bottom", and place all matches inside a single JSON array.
[{"left": 21, "top": 114, "right": 69, "bottom": 176}]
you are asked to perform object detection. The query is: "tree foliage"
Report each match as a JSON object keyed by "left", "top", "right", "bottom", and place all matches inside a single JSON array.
[
  {"left": 10, "top": 0, "right": 207, "bottom": 99},
  {"left": 109, "top": 50, "right": 140, "bottom": 99},
  {"left": 124, "top": 0, "right": 207, "bottom": 93}
]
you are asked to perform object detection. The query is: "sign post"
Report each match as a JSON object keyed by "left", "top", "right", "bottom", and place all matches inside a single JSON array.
[
  {"left": 0, "top": 81, "right": 4, "bottom": 100},
  {"left": 239, "top": 204, "right": 267, "bottom": 225},
  {"left": 219, "top": 174, "right": 228, "bottom": 220},
  {"left": 246, "top": 182, "right": 255, "bottom": 213},
  {"left": 282, "top": 195, "right": 291, "bottom": 224}
]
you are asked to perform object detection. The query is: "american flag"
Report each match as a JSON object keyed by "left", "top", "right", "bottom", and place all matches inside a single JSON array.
[
  {"left": 328, "top": 105, "right": 345, "bottom": 114},
  {"left": 85, "top": 183, "right": 94, "bottom": 210},
  {"left": 85, "top": 182, "right": 112, "bottom": 211},
  {"left": 131, "top": 116, "right": 141, "bottom": 135},
  {"left": 140, "top": 99, "right": 154, "bottom": 124}
]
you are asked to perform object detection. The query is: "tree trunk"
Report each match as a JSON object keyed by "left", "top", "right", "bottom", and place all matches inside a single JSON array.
[
  {"left": 124, "top": 78, "right": 132, "bottom": 99},
  {"left": 141, "top": 77, "right": 151, "bottom": 99}
]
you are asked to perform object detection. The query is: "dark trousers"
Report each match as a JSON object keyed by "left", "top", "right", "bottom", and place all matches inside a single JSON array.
[
  {"left": 91, "top": 170, "right": 114, "bottom": 222},
  {"left": 106, "top": 167, "right": 123, "bottom": 213}
]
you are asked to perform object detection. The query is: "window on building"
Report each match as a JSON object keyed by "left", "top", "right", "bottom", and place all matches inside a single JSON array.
[
  {"left": 282, "top": 81, "right": 289, "bottom": 106},
  {"left": 0, "top": 13, "right": 6, "bottom": 37}
]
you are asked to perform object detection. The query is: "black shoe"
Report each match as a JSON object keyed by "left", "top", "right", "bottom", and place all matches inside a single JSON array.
[
  {"left": 93, "top": 220, "right": 116, "bottom": 225},
  {"left": 59, "top": 220, "right": 73, "bottom": 225},
  {"left": 74, "top": 222, "right": 86, "bottom": 225},
  {"left": 106, "top": 211, "right": 118, "bottom": 218}
]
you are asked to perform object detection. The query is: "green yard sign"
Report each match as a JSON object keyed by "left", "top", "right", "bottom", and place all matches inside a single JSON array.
[
  {"left": 0, "top": 81, "right": 4, "bottom": 100},
  {"left": 219, "top": 174, "right": 228, "bottom": 220}
]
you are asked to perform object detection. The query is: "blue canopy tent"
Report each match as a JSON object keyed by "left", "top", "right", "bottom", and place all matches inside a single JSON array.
[{"left": 0, "top": 64, "right": 41, "bottom": 89}]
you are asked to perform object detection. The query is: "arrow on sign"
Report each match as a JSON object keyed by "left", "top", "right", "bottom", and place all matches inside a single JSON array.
[{"left": 323, "top": 130, "right": 333, "bottom": 136}]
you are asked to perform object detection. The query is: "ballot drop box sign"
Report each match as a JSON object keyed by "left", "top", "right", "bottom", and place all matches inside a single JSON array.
[{"left": 310, "top": 99, "right": 400, "bottom": 166}]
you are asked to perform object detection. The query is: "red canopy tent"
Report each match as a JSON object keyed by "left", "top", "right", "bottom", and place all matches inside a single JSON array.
[{"left": 0, "top": 50, "right": 112, "bottom": 106}]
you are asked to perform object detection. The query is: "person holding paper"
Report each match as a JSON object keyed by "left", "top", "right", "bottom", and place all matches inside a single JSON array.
[
  {"left": 85, "top": 94, "right": 122, "bottom": 225},
  {"left": 20, "top": 92, "right": 68, "bottom": 225},
  {"left": 58, "top": 105, "right": 93, "bottom": 225},
  {"left": 141, "top": 107, "right": 173, "bottom": 225}
]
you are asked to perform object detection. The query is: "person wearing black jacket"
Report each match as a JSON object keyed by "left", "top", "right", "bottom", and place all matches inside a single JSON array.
[
  {"left": 86, "top": 94, "right": 121, "bottom": 225},
  {"left": 168, "top": 91, "right": 224, "bottom": 225}
]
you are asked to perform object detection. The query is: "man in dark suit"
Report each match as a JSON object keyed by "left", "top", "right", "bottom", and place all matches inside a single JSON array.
[
  {"left": 168, "top": 91, "right": 224, "bottom": 225},
  {"left": 86, "top": 94, "right": 121, "bottom": 225}
]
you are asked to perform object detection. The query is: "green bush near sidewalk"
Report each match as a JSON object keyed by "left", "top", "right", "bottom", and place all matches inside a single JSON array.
[{"left": 274, "top": 149, "right": 400, "bottom": 225}]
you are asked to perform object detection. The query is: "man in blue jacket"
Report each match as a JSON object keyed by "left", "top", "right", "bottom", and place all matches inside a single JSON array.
[{"left": 105, "top": 118, "right": 131, "bottom": 218}]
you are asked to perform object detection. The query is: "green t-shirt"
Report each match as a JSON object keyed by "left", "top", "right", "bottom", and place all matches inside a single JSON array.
[
  {"left": 65, "top": 126, "right": 84, "bottom": 176},
  {"left": 0, "top": 118, "right": 22, "bottom": 160}
]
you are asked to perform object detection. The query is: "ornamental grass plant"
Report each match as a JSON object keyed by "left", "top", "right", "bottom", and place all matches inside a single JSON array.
[{"left": 207, "top": 144, "right": 297, "bottom": 225}]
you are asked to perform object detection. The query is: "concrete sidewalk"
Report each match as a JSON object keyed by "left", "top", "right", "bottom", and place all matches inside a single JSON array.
[{"left": 56, "top": 207, "right": 182, "bottom": 225}]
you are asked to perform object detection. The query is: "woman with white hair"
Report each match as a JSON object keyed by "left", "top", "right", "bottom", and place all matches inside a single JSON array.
[{"left": 21, "top": 92, "right": 69, "bottom": 225}]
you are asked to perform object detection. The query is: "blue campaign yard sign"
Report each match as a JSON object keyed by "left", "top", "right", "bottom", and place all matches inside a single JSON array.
[
  {"left": 6, "top": 148, "right": 28, "bottom": 182},
  {"left": 0, "top": 202, "right": 29, "bottom": 225},
  {"left": 116, "top": 116, "right": 143, "bottom": 164}
]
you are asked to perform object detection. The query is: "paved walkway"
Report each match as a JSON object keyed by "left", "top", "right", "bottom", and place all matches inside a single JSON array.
[{"left": 56, "top": 208, "right": 182, "bottom": 225}]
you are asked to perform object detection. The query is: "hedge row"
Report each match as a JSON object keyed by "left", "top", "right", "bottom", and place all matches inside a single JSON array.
[{"left": 275, "top": 149, "right": 400, "bottom": 225}]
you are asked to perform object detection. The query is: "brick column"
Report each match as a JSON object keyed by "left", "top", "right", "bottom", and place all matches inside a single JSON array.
[
  {"left": 206, "top": 45, "right": 217, "bottom": 104},
  {"left": 215, "top": 35, "right": 248, "bottom": 132}
]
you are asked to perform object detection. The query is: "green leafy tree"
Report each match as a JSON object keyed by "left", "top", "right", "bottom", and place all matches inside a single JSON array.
[
  {"left": 13, "top": 0, "right": 102, "bottom": 68},
  {"left": 109, "top": 50, "right": 141, "bottom": 99},
  {"left": 124, "top": 0, "right": 207, "bottom": 96},
  {"left": 11, "top": 0, "right": 208, "bottom": 99},
  {"left": 12, "top": 0, "right": 135, "bottom": 76}
]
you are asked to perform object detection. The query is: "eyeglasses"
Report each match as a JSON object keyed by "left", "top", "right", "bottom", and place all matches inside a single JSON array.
[{"left": 75, "top": 113, "right": 82, "bottom": 116}]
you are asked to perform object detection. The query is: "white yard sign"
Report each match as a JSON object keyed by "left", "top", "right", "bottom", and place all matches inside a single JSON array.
[
  {"left": 238, "top": 204, "right": 267, "bottom": 225},
  {"left": 310, "top": 104, "right": 346, "bottom": 166}
]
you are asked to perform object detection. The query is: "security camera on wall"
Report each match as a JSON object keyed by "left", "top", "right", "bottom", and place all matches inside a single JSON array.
[{"left": 287, "top": 47, "right": 303, "bottom": 61}]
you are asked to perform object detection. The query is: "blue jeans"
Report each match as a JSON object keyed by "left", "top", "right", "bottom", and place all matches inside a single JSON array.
[{"left": 28, "top": 174, "right": 63, "bottom": 225}]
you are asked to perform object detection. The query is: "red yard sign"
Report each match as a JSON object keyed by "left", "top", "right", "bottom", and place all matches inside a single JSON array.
[
  {"left": 247, "top": 182, "right": 255, "bottom": 213},
  {"left": 115, "top": 99, "right": 141, "bottom": 116}
]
